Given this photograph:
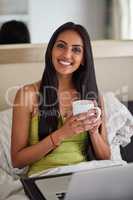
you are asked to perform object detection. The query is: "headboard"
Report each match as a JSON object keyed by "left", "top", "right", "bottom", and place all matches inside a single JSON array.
[{"left": 0, "top": 41, "right": 133, "bottom": 111}]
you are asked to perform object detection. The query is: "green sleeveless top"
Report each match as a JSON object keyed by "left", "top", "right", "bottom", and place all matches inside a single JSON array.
[{"left": 28, "top": 115, "right": 87, "bottom": 176}]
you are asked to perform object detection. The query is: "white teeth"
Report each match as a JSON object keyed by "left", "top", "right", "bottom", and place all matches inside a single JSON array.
[{"left": 59, "top": 60, "right": 71, "bottom": 66}]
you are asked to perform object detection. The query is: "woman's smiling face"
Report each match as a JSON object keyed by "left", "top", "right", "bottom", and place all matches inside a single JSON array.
[{"left": 52, "top": 30, "right": 84, "bottom": 77}]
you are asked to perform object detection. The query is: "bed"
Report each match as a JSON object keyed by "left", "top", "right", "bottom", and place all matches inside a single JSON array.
[{"left": 0, "top": 41, "right": 133, "bottom": 200}]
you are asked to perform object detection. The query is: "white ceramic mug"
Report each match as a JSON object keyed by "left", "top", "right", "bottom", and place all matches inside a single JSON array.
[{"left": 72, "top": 100, "right": 101, "bottom": 120}]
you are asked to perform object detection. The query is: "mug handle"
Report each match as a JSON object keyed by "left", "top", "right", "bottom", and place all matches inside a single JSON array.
[{"left": 93, "top": 107, "right": 101, "bottom": 121}]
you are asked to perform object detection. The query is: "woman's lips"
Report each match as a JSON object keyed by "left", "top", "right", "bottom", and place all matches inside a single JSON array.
[{"left": 58, "top": 60, "right": 72, "bottom": 66}]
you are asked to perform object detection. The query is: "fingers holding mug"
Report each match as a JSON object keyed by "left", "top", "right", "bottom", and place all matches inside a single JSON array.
[
  {"left": 83, "top": 114, "right": 102, "bottom": 133},
  {"left": 86, "top": 107, "right": 101, "bottom": 122}
]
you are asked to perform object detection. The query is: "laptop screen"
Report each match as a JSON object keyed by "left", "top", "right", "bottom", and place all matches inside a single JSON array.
[
  {"left": 65, "top": 164, "right": 133, "bottom": 200},
  {"left": 35, "top": 174, "right": 72, "bottom": 200}
]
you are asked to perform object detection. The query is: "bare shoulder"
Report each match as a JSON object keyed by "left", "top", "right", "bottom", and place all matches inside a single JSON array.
[{"left": 14, "top": 81, "right": 40, "bottom": 113}]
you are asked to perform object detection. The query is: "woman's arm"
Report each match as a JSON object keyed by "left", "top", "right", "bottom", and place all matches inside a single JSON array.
[
  {"left": 11, "top": 85, "right": 63, "bottom": 168},
  {"left": 88, "top": 96, "right": 111, "bottom": 159},
  {"left": 75, "top": 96, "right": 111, "bottom": 160}
]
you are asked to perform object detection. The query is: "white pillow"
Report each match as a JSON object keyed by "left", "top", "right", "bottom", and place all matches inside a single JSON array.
[
  {"left": 0, "top": 109, "right": 27, "bottom": 176},
  {"left": 0, "top": 109, "right": 12, "bottom": 172},
  {"left": 103, "top": 92, "right": 133, "bottom": 160}
]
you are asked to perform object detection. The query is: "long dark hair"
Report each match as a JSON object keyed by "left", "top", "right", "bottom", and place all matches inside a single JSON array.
[{"left": 38, "top": 22, "right": 99, "bottom": 159}]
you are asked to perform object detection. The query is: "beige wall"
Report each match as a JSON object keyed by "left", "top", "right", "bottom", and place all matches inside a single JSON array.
[{"left": 95, "top": 57, "right": 133, "bottom": 101}]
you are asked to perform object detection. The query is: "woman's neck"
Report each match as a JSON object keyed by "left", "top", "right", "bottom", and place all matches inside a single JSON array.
[{"left": 58, "top": 75, "right": 74, "bottom": 91}]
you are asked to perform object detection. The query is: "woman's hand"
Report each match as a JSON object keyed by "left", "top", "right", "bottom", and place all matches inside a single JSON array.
[
  {"left": 60, "top": 114, "right": 85, "bottom": 139},
  {"left": 60, "top": 108, "right": 101, "bottom": 140},
  {"left": 81, "top": 109, "right": 102, "bottom": 134}
]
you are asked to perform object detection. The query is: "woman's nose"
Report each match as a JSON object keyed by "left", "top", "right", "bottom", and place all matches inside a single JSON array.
[{"left": 62, "top": 47, "right": 72, "bottom": 58}]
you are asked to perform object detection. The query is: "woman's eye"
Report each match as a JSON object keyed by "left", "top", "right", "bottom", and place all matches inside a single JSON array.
[
  {"left": 56, "top": 43, "right": 65, "bottom": 49},
  {"left": 72, "top": 47, "right": 82, "bottom": 54}
]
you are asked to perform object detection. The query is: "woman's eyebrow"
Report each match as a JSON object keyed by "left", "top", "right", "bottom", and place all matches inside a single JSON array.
[
  {"left": 56, "top": 40, "right": 83, "bottom": 47},
  {"left": 56, "top": 40, "right": 67, "bottom": 44}
]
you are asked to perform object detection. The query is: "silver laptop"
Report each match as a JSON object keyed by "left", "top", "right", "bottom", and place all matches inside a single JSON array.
[
  {"left": 35, "top": 163, "right": 133, "bottom": 200},
  {"left": 65, "top": 163, "right": 133, "bottom": 200}
]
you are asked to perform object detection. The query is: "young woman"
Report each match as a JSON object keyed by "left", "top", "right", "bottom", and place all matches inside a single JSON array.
[{"left": 11, "top": 22, "right": 111, "bottom": 176}]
